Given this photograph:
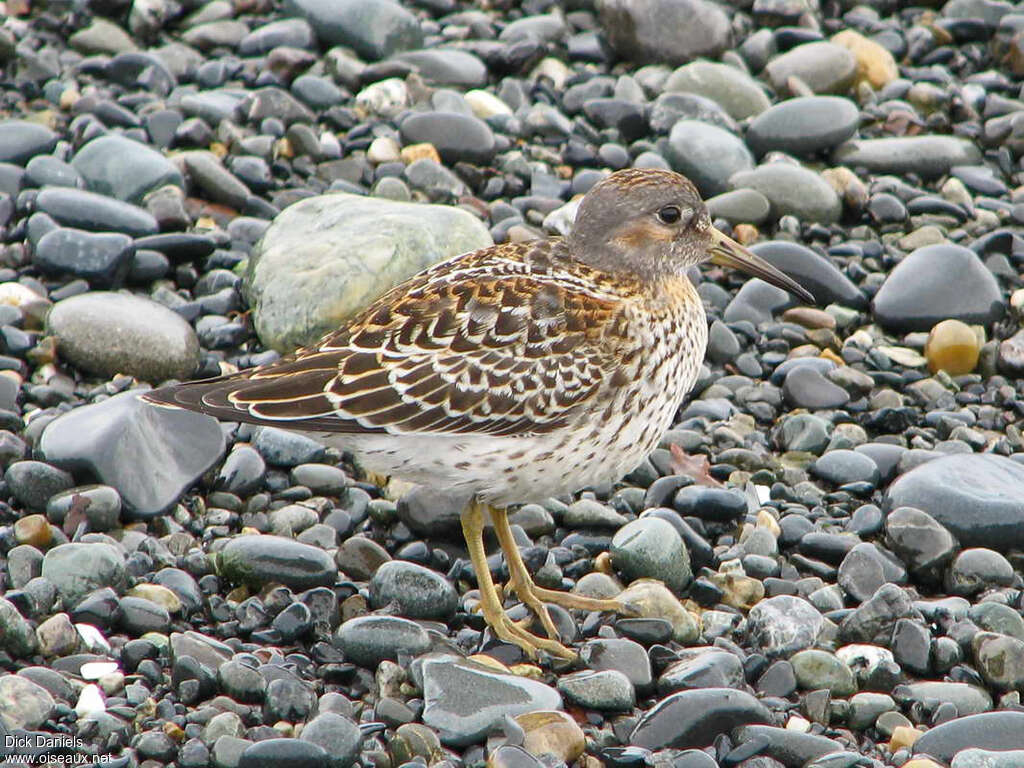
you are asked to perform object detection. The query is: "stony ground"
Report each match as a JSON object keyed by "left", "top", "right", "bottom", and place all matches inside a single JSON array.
[{"left": 1, "top": 0, "right": 1024, "bottom": 767}]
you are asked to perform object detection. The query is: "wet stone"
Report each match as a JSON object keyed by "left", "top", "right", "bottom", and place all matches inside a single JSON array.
[
  {"left": 47, "top": 292, "right": 200, "bottom": 382},
  {"left": 873, "top": 244, "right": 1002, "bottom": 333},
  {"left": 334, "top": 615, "right": 431, "bottom": 667},
  {"left": 832, "top": 136, "right": 983, "bottom": 179},
  {"left": 658, "top": 649, "right": 744, "bottom": 693},
  {"left": 419, "top": 655, "right": 562, "bottom": 746},
  {"left": 34, "top": 187, "right": 158, "bottom": 237},
  {"left": 610, "top": 517, "right": 692, "bottom": 593},
  {"left": 886, "top": 455, "right": 1024, "bottom": 550},
  {"left": 729, "top": 164, "right": 842, "bottom": 224},
  {"left": 41, "top": 542, "right": 127, "bottom": 605},
  {"left": 71, "top": 135, "right": 183, "bottom": 203},
  {"left": 219, "top": 535, "right": 337, "bottom": 590},
  {"left": 629, "top": 687, "right": 772, "bottom": 749},
  {"left": 666, "top": 120, "right": 753, "bottom": 198},
  {"left": 33, "top": 229, "right": 134, "bottom": 287},
  {"left": 746, "top": 97, "right": 860, "bottom": 157},
  {"left": 369, "top": 560, "right": 458, "bottom": 619},
  {"left": 40, "top": 392, "right": 224, "bottom": 518}
]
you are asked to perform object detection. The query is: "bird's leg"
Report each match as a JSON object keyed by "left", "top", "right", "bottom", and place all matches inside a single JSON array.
[
  {"left": 488, "top": 506, "right": 560, "bottom": 640},
  {"left": 461, "top": 499, "right": 576, "bottom": 660},
  {"left": 489, "top": 507, "right": 637, "bottom": 617}
]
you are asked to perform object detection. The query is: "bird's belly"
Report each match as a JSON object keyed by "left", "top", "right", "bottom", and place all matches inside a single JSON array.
[{"left": 309, "top": 302, "right": 707, "bottom": 507}]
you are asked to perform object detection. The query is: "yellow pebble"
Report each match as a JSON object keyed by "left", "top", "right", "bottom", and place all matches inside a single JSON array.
[
  {"left": 901, "top": 759, "right": 942, "bottom": 768},
  {"left": 514, "top": 711, "right": 585, "bottom": 763},
  {"left": 14, "top": 514, "right": 52, "bottom": 548},
  {"left": 889, "top": 725, "right": 923, "bottom": 751},
  {"left": 400, "top": 142, "right": 441, "bottom": 165},
  {"left": 832, "top": 29, "right": 899, "bottom": 89},
  {"left": 925, "top": 319, "right": 980, "bottom": 375}
]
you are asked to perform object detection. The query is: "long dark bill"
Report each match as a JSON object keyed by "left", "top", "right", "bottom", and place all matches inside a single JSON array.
[{"left": 708, "top": 227, "right": 815, "bottom": 305}]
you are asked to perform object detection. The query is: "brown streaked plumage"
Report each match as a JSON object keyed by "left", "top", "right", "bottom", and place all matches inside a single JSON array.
[{"left": 145, "top": 168, "right": 813, "bottom": 660}]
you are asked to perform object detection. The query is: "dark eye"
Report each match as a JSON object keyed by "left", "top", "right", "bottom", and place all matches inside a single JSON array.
[{"left": 657, "top": 205, "right": 682, "bottom": 224}]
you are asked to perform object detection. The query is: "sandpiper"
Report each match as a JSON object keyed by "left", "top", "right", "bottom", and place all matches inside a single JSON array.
[{"left": 145, "top": 168, "right": 813, "bottom": 659}]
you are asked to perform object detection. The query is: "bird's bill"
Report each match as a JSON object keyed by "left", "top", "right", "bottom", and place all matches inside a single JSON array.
[{"left": 708, "top": 227, "right": 815, "bottom": 304}]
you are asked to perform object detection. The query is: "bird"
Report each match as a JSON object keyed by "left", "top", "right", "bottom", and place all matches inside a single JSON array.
[{"left": 144, "top": 168, "right": 813, "bottom": 660}]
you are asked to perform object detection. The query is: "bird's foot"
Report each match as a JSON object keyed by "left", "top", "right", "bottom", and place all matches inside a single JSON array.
[
  {"left": 517, "top": 582, "right": 640, "bottom": 617},
  {"left": 482, "top": 604, "right": 577, "bottom": 661}
]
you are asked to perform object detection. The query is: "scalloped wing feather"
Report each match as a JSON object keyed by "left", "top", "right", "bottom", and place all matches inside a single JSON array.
[{"left": 144, "top": 240, "right": 640, "bottom": 437}]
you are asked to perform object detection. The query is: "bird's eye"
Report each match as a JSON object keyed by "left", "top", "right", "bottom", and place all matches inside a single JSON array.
[{"left": 657, "top": 205, "right": 682, "bottom": 224}]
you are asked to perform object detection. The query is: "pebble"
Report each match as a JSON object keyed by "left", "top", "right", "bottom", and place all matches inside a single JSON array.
[
  {"left": 283, "top": 0, "right": 422, "bottom": 59},
  {"left": 610, "top": 517, "right": 691, "bottom": 593},
  {"left": 246, "top": 193, "right": 491, "bottom": 351},
  {"left": 663, "top": 61, "right": 771, "bottom": 120},
  {"left": 400, "top": 112, "right": 495, "bottom": 164},
  {"left": 557, "top": 669, "right": 635, "bottom": 712},
  {"left": 71, "top": 134, "right": 183, "bottom": 203},
  {"left": 886, "top": 455, "right": 1024, "bottom": 550},
  {"left": 40, "top": 542, "right": 127, "bottom": 605},
  {"left": 40, "top": 391, "right": 224, "bottom": 517},
  {"left": 925, "top": 319, "right": 981, "bottom": 375},
  {"left": 764, "top": 42, "right": 857, "bottom": 95},
  {"left": 0, "top": 121, "right": 58, "bottom": 165},
  {"left": 913, "top": 712, "right": 1024, "bottom": 763},
  {"left": 419, "top": 656, "right": 561, "bottom": 746},
  {"left": 730, "top": 164, "right": 842, "bottom": 224},
  {"left": 335, "top": 615, "right": 431, "bottom": 667},
  {"left": 598, "top": 0, "right": 732, "bottom": 65},
  {"left": 0, "top": 0, "right": 1017, "bottom": 762},
  {"left": 35, "top": 187, "right": 158, "bottom": 237},
  {"left": 299, "top": 712, "right": 362, "bottom": 768},
  {"left": 666, "top": 120, "right": 753, "bottom": 198},
  {"left": 516, "top": 711, "right": 585, "bottom": 763},
  {"left": 47, "top": 291, "right": 200, "bottom": 381},
  {"left": 629, "top": 688, "right": 772, "bottom": 749},
  {"left": 33, "top": 229, "right": 134, "bottom": 287},
  {"left": 369, "top": 560, "right": 458, "bottom": 619},
  {"left": 0, "top": 675, "right": 55, "bottom": 729},
  {"left": 218, "top": 535, "right": 337, "bottom": 590},
  {"left": 748, "top": 595, "right": 824, "bottom": 657},
  {"left": 746, "top": 97, "right": 860, "bottom": 157},
  {"left": 833, "top": 137, "right": 984, "bottom": 179},
  {"left": 752, "top": 241, "right": 865, "bottom": 308}
]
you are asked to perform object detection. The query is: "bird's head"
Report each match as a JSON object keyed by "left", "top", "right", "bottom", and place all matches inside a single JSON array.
[{"left": 567, "top": 168, "right": 814, "bottom": 304}]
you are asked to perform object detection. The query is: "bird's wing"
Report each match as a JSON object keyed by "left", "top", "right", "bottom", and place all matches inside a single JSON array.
[{"left": 144, "top": 241, "right": 637, "bottom": 437}]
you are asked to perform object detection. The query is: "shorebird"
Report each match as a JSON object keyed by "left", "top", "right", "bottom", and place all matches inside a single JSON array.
[{"left": 145, "top": 168, "right": 813, "bottom": 660}]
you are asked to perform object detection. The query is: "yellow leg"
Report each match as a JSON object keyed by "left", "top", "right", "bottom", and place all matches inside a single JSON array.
[
  {"left": 461, "top": 500, "right": 575, "bottom": 660},
  {"left": 490, "top": 507, "right": 637, "bottom": 616},
  {"left": 489, "top": 507, "right": 560, "bottom": 640}
]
